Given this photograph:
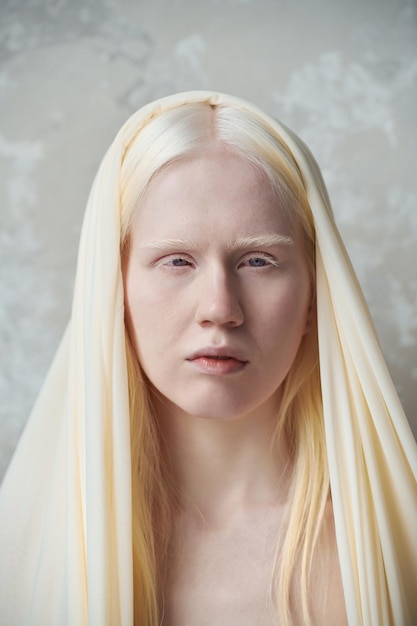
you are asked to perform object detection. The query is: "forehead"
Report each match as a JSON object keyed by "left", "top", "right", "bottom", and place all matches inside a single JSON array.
[{"left": 130, "top": 147, "right": 297, "bottom": 241}]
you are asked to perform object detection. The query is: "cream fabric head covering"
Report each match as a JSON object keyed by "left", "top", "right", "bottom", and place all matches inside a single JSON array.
[{"left": 0, "top": 91, "right": 416, "bottom": 626}]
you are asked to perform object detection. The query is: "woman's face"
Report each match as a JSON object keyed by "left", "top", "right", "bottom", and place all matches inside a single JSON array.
[{"left": 123, "top": 146, "right": 312, "bottom": 423}]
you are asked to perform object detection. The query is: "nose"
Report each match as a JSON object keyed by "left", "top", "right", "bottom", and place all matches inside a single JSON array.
[{"left": 195, "top": 268, "right": 244, "bottom": 328}]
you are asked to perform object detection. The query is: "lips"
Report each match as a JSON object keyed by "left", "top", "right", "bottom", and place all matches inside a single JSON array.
[{"left": 186, "top": 347, "right": 248, "bottom": 375}]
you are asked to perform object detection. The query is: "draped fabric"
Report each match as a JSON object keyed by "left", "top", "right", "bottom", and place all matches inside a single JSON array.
[{"left": 0, "top": 91, "right": 416, "bottom": 625}]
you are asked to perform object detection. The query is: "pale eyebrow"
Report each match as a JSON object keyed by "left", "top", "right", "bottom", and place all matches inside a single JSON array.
[
  {"left": 140, "top": 238, "right": 198, "bottom": 251},
  {"left": 228, "top": 234, "right": 294, "bottom": 250},
  {"left": 140, "top": 234, "right": 294, "bottom": 252}
]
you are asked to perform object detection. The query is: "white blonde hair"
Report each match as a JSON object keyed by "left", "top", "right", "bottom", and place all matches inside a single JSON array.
[{"left": 120, "top": 102, "right": 328, "bottom": 626}]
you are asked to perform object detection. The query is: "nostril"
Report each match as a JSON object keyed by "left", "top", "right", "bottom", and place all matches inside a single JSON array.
[{"left": 194, "top": 275, "right": 244, "bottom": 327}]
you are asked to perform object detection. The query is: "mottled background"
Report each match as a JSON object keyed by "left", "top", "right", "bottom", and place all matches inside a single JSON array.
[{"left": 1, "top": 0, "right": 416, "bottom": 481}]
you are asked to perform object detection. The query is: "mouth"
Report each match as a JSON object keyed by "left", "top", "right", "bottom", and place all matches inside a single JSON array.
[{"left": 186, "top": 348, "right": 248, "bottom": 375}]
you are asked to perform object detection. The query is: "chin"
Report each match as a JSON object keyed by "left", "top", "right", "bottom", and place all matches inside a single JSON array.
[{"left": 162, "top": 389, "right": 282, "bottom": 424}]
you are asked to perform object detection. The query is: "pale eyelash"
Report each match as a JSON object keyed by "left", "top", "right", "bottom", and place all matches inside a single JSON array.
[
  {"left": 159, "top": 254, "right": 194, "bottom": 269},
  {"left": 158, "top": 252, "right": 280, "bottom": 271},
  {"left": 239, "top": 252, "right": 280, "bottom": 269}
]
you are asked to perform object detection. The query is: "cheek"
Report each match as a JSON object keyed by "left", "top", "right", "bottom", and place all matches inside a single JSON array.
[
  {"left": 123, "top": 267, "right": 156, "bottom": 360},
  {"left": 125, "top": 290, "right": 156, "bottom": 349},
  {"left": 124, "top": 278, "right": 183, "bottom": 364},
  {"left": 265, "top": 276, "right": 311, "bottom": 335},
  {"left": 257, "top": 291, "right": 311, "bottom": 380}
]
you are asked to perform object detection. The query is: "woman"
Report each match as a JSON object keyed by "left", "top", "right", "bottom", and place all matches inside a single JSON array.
[{"left": 0, "top": 91, "right": 416, "bottom": 626}]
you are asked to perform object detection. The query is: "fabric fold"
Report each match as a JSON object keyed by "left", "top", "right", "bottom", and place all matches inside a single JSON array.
[{"left": 0, "top": 90, "right": 416, "bottom": 626}]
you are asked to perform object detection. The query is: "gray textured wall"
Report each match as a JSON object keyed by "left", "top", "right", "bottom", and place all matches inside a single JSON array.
[{"left": 1, "top": 0, "right": 416, "bottom": 480}]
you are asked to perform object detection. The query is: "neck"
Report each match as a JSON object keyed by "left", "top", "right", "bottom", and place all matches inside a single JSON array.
[{"left": 155, "top": 395, "right": 292, "bottom": 527}]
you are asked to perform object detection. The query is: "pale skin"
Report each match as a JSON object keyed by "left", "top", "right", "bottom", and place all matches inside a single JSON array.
[{"left": 123, "top": 145, "right": 348, "bottom": 625}]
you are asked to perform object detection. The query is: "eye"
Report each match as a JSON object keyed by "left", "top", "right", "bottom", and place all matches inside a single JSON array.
[
  {"left": 169, "top": 257, "right": 192, "bottom": 267},
  {"left": 239, "top": 253, "right": 279, "bottom": 270},
  {"left": 158, "top": 254, "right": 195, "bottom": 271},
  {"left": 247, "top": 257, "right": 269, "bottom": 267}
]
